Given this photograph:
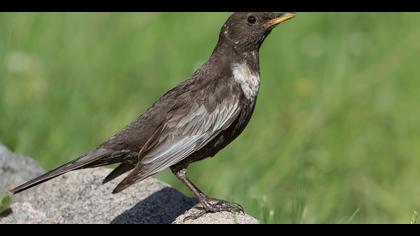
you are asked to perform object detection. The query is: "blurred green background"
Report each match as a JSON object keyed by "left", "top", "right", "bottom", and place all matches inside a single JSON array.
[{"left": 1, "top": 13, "right": 420, "bottom": 223}]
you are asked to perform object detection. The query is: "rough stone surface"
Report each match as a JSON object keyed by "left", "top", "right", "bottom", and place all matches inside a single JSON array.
[
  {"left": 174, "top": 209, "right": 258, "bottom": 224},
  {"left": 0, "top": 144, "right": 258, "bottom": 224},
  {"left": 0, "top": 143, "right": 44, "bottom": 197}
]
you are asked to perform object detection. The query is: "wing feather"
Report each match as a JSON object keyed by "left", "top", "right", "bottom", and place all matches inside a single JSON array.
[
  {"left": 112, "top": 88, "right": 241, "bottom": 193},
  {"left": 142, "top": 99, "right": 239, "bottom": 172}
]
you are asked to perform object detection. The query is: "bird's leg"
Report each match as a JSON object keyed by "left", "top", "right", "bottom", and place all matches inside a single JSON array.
[{"left": 170, "top": 166, "right": 244, "bottom": 221}]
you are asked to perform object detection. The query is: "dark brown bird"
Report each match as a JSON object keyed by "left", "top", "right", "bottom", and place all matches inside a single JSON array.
[{"left": 10, "top": 12, "right": 296, "bottom": 218}]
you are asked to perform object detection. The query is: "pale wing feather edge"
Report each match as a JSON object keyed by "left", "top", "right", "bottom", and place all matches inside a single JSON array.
[{"left": 139, "top": 99, "right": 240, "bottom": 176}]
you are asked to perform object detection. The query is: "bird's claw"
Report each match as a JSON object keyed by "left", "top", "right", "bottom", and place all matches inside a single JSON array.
[{"left": 183, "top": 198, "right": 244, "bottom": 222}]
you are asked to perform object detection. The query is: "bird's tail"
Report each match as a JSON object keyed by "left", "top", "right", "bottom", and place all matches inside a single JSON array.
[{"left": 10, "top": 148, "right": 111, "bottom": 194}]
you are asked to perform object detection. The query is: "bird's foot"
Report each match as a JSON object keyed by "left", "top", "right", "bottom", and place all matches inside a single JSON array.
[{"left": 183, "top": 198, "right": 244, "bottom": 221}]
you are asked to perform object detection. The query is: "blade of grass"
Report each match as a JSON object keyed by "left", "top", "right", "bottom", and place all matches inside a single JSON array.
[
  {"left": 0, "top": 194, "right": 12, "bottom": 215},
  {"left": 410, "top": 210, "right": 418, "bottom": 224}
]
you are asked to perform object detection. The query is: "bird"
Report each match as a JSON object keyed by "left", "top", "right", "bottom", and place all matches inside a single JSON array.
[{"left": 10, "top": 12, "right": 296, "bottom": 218}]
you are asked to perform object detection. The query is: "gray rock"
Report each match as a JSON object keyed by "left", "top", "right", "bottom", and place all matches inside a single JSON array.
[
  {"left": 174, "top": 209, "right": 258, "bottom": 224},
  {"left": 0, "top": 144, "right": 258, "bottom": 224},
  {"left": 0, "top": 143, "right": 44, "bottom": 197}
]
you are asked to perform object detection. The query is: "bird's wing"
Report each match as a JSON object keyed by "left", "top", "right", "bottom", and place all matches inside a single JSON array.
[{"left": 113, "top": 85, "right": 241, "bottom": 193}]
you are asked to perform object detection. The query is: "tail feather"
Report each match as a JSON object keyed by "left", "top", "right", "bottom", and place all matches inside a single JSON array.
[
  {"left": 112, "top": 166, "right": 152, "bottom": 194},
  {"left": 102, "top": 163, "right": 134, "bottom": 184},
  {"left": 10, "top": 148, "right": 111, "bottom": 194}
]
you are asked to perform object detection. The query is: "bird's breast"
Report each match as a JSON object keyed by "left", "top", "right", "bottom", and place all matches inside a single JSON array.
[{"left": 231, "top": 62, "right": 260, "bottom": 100}]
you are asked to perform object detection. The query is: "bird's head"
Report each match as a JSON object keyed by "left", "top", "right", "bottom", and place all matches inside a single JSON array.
[{"left": 216, "top": 12, "right": 296, "bottom": 53}]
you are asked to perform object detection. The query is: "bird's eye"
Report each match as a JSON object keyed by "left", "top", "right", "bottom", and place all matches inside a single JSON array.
[{"left": 247, "top": 15, "right": 257, "bottom": 25}]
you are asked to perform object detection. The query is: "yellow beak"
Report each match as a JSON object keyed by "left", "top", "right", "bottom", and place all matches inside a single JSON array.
[{"left": 264, "top": 12, "right": 297, "bottom": 28}]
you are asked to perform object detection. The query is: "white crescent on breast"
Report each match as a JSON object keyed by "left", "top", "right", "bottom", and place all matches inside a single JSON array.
[{"left": 231, "top": 62, "right": 260, "bottom": 100}]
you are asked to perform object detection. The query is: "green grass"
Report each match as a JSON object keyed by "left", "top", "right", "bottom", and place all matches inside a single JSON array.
[
  {"left": 410, "top": 210, "right": 418, "bottom": 224},
  {"left": 1, "top": 13, "right": 420, "bottom": 223},
  {"left": 0, "top": 194, "right": 12, "bottom": 215}
]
